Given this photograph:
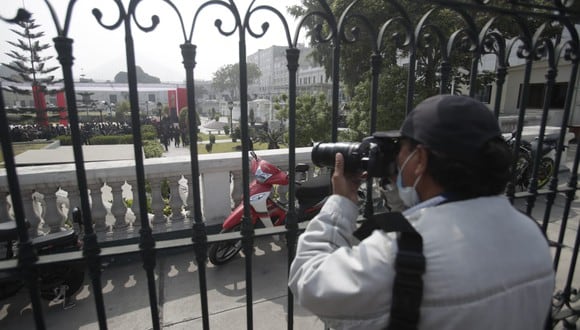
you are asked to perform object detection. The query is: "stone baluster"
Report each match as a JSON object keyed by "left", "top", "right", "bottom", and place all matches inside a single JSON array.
[
  {"left": 62, "top": 184, "right": 81, "bottom": 232},
  {"left": 149, "top": 177, "right": 167, "bottom": 226},
  {"left": 40, "top": 187, "right": 65, "bottom": 233},
  {"left": 110, "top": 181, "right": 129, "bottom": 230},
  {"left": 230, "top": 170, "right": 243, "bottom": 209},
  {"left": 127, "top": 179, "right": 142, "bottom": 229},
  {"left": 89, "top": 181, "right": 108, "bottom": 232},
  {"left": 183, "top": 175, "right": 193, "bottom": 223},
  {"left": 0, "top": 191, "right": 10, "bottom": 223},
  {"left": 26, "top": 191, "right": 43, "bottom": 237},
  {"left": 169, "top": 176, "right": 185, "bottom": 223}
]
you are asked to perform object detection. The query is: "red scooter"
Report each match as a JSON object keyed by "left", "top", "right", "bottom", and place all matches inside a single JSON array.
[{"left": 208, "top": 151, "right": 331, "bottom": 265}]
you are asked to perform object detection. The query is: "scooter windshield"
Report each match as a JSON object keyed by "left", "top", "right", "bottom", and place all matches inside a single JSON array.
[{"left": 255, "top": 166, "right": 273, "bottom": 183}]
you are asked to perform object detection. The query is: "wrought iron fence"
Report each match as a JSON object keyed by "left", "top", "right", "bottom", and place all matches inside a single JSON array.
[{"left": 0, "top": 0, "right": 579, "bottom": 329}]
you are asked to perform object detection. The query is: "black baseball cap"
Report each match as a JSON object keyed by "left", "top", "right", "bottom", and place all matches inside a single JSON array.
[{"left": 400, "top": 95, "right": 501, "bottom": 160}]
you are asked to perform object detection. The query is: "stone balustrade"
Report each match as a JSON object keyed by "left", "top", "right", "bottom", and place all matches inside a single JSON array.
[{"left": 0, "top": 147, "right": 314, "bottom": 241}]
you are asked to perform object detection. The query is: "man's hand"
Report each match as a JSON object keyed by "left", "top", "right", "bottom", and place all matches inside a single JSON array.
[{"left": 332, "top": 153, "right": 364, "bottom": 204}]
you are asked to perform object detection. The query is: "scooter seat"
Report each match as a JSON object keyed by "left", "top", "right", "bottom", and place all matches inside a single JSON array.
[
  {"left": 32, "top": 229, "right": 77, "bottom": 250},
  {"left": 296, "top": 174, "right": 332, "bottom": 203},
  {"left": 0, "top": 221, "right": 18, "bottom": 242}
]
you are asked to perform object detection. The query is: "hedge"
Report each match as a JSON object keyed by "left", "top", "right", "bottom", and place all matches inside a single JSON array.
[{"left": 143, "top": 140, "right": 164, "bottom": 158}]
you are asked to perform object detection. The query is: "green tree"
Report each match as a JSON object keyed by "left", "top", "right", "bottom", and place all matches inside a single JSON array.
[
  {"left": 1, "top": 18, "right": 60, "bottom": 126},
  {"left": 115, "top": 100, "right": 130, "bottom": 121},
  {"left": 278, "top": 93, "right": 332, "bottom": 147},
  {"left": 344, "top": 66, "right": 408, "bottom": 141},
  {"left": 178, "top": 106, "right": 200, "bottom": 131},
  {"left": 249, "top": 108, "right": 255, "bottom": 126},
  {"left": 289, "top": 0, "right": 558, "bottom": 99},
  {"left": 212, "top": 62, "right": 261, "bottom": 100}
]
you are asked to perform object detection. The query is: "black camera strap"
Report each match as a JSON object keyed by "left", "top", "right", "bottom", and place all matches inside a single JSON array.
[{"left": 353, "top": 212, "right": 425, "bottom": 330}]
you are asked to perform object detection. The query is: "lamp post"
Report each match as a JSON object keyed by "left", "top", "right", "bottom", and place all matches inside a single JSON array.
[
  {"left": 157, "top": 102, "right": 163, "bottom": 122},
  {"left": 91, "top": 101, "right": 96, "bottom": 122},
  {"left": 228, "top": 101, "right": 234, "bottom": 136}
]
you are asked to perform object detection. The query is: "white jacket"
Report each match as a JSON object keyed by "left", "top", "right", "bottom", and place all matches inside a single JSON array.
[{"left": 288, "top": 194, "right": 554, "bottom": 330}]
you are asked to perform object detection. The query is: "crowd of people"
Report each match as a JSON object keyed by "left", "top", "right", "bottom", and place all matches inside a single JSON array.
[{"left": 157, "top": 118, "right": 188, "bottom": 151}]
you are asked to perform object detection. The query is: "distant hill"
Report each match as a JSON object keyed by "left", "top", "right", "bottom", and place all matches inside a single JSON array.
[{"left": 114, "top": 66, "right": 161, "bottom": 83}]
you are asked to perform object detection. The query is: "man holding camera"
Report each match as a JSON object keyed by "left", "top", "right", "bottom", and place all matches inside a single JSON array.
[{"left": 288, "top": 95, "right": 554, "bottom": 329}]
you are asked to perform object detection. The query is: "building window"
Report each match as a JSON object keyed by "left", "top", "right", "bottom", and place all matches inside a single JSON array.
[
  {"left": 517, "top": 82, "right": 568, "bottom": 109},
  {"left": 475, "top": 85, "right": 492, "bottom": 104},
  {"left": 109, "top": 94, "right": 118, "bottom": 104},
  {"left": 148, "top": 94, "right": 156, "bottom": 102}
]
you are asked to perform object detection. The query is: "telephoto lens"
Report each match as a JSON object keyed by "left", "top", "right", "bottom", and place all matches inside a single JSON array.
[{"left": 311, "top": 142, "right": 363, "bottom": 174}]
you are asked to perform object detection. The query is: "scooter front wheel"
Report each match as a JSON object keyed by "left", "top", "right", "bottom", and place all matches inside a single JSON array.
[
  {"left": 39, "top": 262, "right": 85, "bottom": 300},
  {"left": 209, "top": 226, "right": 242, "bottom": 266}
]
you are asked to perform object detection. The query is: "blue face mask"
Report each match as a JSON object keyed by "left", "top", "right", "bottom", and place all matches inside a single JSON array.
[{"left": 396, "top": 149, "right": 422, "bottom": 207}]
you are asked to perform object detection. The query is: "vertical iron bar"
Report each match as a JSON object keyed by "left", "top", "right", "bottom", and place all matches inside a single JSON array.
[
  {"left": 369, "top": 53, "right": 381, "bottom": 133},
  {"left": 439, "top": 61, "right": 451, "bottom": 95},
  {"left": 285, "top": 47, "right": 300, "bottom": 330},
  {"left": 331, "top": 42, "right": 340, "bottom": 142},
  {"left": 549, "top": 61, "right": 578, "bottom": 271},
  {"left": 53, "top": 36, "right": 108, "bottom": 329},
  {"left": 561, "top": 134, "right": 580, "bottom": 301},
  {"left": 468, "top": 57, "right": 479, "bottom": 98},
  {"left": 238, "top": 33, "right": 254, "bottom": 330},
  {"left": 123, "top": 14, "right": 160, "bottom": 330},
  {"left": 0, "top": 83, "right": 45, "bottom": 329},
  {"left": 180, "top": 42, "right": 210, "bottom": 330},
  {"left": 506, "top": 59, "right": 533, "bottom": 203},
  {"left": 526, "top": 67, "right": 556, "bottom": 217},
  {"left": 406, "top": 51, "right": 417, "bottom": 115},
  {"left": 492, "top": 65, "right": 507, "bottom": 119},
  {"left": 363, "top": 53, "right": 382, "bottom": 218}
]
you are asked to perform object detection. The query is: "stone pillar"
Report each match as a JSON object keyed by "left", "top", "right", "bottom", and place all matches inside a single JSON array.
[
  {"left": 201, "top": 171, "right": 231, "bottom": 226},
  {"left": 110, "top": 181, "right": 129, "bottom": 230},
  {"left": 230, "top": 170, "right": 243, "bottom": 209}
]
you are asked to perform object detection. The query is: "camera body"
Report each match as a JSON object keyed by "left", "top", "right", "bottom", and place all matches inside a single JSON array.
[{"left": 311, "top": 131, "right": 401, "bottom": 178}]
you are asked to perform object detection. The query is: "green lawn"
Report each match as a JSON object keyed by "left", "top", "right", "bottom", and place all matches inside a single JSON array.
[{"left": 198, "top": 141, "right": 280, "bottom": 154}]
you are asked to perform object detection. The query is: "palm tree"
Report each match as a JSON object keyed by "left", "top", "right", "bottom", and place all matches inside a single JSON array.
[{"left": 255, "top": 124, "right": 286, "bottom": 149}]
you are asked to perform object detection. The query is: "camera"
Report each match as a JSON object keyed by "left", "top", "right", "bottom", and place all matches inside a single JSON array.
[{"left": 311, "top": 131, "right": 401, "bottom": 178}]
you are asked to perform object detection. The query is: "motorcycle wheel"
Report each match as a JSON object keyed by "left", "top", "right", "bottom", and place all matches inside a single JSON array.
[
  {"left": 515, "top": 151, "right": 531, "bottom": 189},
  {"left": 537, "top": 157, "right": 555, "bottom": 189},
  {"left": 39, "top": 263, "right": 85, "bottom": 300},
  {"left": 208, "top": 226, "right": 242, "bottom": 266}
]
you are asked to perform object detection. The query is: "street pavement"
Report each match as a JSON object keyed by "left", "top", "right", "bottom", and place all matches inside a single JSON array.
[{"left": 0, "top": 237, "right": 323, "bottom": 330}]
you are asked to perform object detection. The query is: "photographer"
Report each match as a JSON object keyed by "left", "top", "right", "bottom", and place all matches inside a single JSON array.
[{"left": 288, "top": 95, "right": 554, "bottom": 329}]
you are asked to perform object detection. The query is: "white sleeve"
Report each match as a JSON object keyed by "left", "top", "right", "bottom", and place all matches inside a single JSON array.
[{"left": 288, "top": 194, "right": 398, "bottom": 319}]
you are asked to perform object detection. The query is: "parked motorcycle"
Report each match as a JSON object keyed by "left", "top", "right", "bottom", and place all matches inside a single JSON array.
[
  {"left": 506, "top": 131, "right": 558, "bottom": 190},
  {"left": 0, "top": 208, "right": 85, "bottom": 306},
  {"left": 208, "top": 151, "right": 332, "bottom": 265}
]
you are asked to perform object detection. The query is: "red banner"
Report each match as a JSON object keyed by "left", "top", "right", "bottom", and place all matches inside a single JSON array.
[
  {"left": 32, "top": 85, "right": 48, "bottom": 127},
  {"left": 168, "top": 90, "right": 177, "bottom": 113},
  {"left": 56, "top": 91, "right": 68, "bottom": 125},
  {"left": 177, "top": 88, "right": 188, "bottom": 114}
]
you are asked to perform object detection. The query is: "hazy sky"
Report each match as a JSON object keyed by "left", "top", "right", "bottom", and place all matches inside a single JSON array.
[{"left": 1, "top": 0, "right": 305, "bottom": 83}]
